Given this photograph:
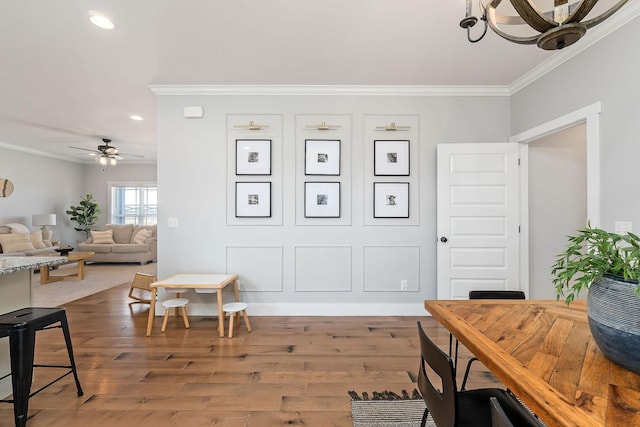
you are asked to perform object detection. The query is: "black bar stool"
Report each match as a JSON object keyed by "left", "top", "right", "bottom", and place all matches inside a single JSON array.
[{"left": 0, "top": 307, "right": 83, "bottom": 427}]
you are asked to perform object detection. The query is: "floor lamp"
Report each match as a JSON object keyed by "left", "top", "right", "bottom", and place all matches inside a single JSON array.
[{"left": 32, "top": 213, "right": 57, "bottom": 241}]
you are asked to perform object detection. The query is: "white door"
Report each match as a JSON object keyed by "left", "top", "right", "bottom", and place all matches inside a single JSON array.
[{"left": 436, "top": 143, "right": 521, "bottom": 299}]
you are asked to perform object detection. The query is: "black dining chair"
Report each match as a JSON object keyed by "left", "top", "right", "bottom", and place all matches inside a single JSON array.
[
  {"left": 417, "top": 321, "right": 543, "bottom": 427},
  {"left": 457, "top": 290, "right": 526, "bottom": 390},
  {"left": 490, "top": 396, "right": 544, "bottom": 427}
]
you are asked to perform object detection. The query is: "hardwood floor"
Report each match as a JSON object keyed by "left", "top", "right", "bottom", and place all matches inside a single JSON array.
[{"left": 0, "top": 284, "right": 501, "bottom": 426}]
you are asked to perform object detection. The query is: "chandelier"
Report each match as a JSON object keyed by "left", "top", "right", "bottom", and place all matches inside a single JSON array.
[{"left": 461, "top": 0, "right": 630, "bottom": 50}]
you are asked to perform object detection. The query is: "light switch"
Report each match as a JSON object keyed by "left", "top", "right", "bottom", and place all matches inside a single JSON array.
[{"left": 168, "top": 217, "right": 179, "bottom": 228}]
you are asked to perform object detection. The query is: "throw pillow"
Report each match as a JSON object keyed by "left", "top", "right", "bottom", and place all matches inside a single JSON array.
[
  {"left": 91, "top": 230, "right": 115, "bottom": 244},
  {"left": 133, "top": 228, "right": 152, "bottom": 244},
  {"left": 106, "top": 224, "right": 134, "bottom": 244},
  {"left": 0, "top": 232, "right": 36, "bottom": 253},
  {"left": 30, "top": 230, "right": 47, "bottom": 249}
]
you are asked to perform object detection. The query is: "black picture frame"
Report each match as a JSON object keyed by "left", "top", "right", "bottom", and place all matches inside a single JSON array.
[
  {"left": 236, "top": 139, "right": 272, "bottom": 175},
  {"left": 373, "top": 182, "right": 409, "bottom": 218},
  {"left": 235, "top": 182, "right": 272, "bottom": 217}
]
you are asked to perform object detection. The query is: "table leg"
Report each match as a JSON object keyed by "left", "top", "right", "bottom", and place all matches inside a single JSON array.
[
  {"left": 217, "top": 288, "right": 224, "bottom": 337},
  {"left": 146, "top": 288, "right": 157, "bottom": 336},
  {"left": 233, "top": 278, "right": 240, "bottom": 302},
  {"left": 77, "top": 260, "right": 86, "bottom": 280},
  {"left": 40, "top": 265, "right": 50, "bottom": 284}
]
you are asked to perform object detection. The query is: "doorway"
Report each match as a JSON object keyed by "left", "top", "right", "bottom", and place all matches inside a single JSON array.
[{"left": 527, "top": 124, "right": 587, "bottom": 299}]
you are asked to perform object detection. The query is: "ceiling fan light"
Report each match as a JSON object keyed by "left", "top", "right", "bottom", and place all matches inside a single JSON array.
[
  {"left": 129, "top": 115, "right": 144, "bottom": 121},
  {"left": 89, "top": 12, "right": 115, "bottom": 30},
  {"left": 110, "top": 157, "right": 117, "bottom": 166},
  {"left": 99, "top": 156, "right": 108, "bottom": 166}
]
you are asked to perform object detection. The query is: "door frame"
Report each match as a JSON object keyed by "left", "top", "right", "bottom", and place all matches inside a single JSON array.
[{"left": 511, "top": 102, "right": 602, "bottom": 297}]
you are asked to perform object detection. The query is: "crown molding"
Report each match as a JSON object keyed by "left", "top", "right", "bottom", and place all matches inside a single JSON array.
[
  {"left": 510, "top": 2, "right": 640, "bottom": 94},
  {"left": 0, "top": 141, "right": 74, "bottom": 163},
  {"left": 149, "top": 84, "right": 511, "bottom": 97}
]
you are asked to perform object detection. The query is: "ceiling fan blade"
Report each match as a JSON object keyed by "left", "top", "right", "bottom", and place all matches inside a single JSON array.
[
  {"left": 117, "top": 152, "right": 144, "bottom": 158},
  {"left": 69, "top": 146, "right": 99, "bottom": 153}
]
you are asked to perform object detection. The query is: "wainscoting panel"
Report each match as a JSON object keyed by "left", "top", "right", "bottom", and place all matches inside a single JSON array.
[
  {"left": 226, "top": 245, "right": 283, "bottom": 292},
  {"left": 294, "top": 246, "right": 352, "bottom": 291},
  {"left": 363, "top": 245, "right": 420, "bottom": 291}
]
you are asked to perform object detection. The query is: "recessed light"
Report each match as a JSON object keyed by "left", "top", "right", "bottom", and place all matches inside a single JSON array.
[
  {"left": 129, "top": 115, "right": 144, "bottom": 121},
  {"left": 89, "top": 12, "right": 114, "bottom": 30}
]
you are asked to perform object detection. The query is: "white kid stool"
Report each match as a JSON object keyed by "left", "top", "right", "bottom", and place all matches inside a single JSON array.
[
  {"left": 223, "top": 302, "right": 252, "bottom": 338},
  {"left": 161, "top": 288, "right": 190, "bottom": 332}
]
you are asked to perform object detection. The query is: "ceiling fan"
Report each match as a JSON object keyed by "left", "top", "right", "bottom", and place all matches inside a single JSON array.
[{"left": 69, "top": 138, "right": 144, "bottom": 165}]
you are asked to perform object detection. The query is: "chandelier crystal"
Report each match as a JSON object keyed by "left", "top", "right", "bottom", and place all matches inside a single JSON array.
[{"left": 461, "top": 0, "right": 630, "bottom": 50}]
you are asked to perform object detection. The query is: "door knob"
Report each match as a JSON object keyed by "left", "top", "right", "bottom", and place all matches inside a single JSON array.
[{"left": 440, "top": 236, "right": 448, "bottom": 243}]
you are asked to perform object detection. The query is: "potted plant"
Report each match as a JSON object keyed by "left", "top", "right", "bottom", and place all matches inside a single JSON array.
[
  {"left": 551, "top": 225, "right": 640, "bottom": 373},
  {"left": 66, "top": 193, "right": 100, "bottom": 239}
]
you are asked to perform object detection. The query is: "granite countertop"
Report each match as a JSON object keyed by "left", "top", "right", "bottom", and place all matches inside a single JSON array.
[{"left": 0, "top": 256, "right": 68, "bottom": 275}]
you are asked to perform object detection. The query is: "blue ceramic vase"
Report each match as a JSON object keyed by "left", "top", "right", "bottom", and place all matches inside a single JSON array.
[{"left": 587, "top": 275, "right": 640, "bottom": 374}]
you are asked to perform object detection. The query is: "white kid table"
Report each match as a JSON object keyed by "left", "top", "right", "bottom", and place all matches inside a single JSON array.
[{"left": 146, "top": 273, "right": 239, "bottom": 337}]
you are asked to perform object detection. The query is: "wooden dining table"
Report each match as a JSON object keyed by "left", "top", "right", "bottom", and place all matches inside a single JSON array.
[
  {"left": 146, "top": 273, "right": 240, "bottom": 337},
  {"left": 424, "top": 299, "right": 640, "bottom": 427}
]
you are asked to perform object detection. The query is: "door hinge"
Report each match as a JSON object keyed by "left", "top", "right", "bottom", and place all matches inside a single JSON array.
[
  {"left": 518, "top": 226, "right": 521, "bottom": 233},
  {"left": 518, "top": 158, "right": 521, "bottom": 166}
]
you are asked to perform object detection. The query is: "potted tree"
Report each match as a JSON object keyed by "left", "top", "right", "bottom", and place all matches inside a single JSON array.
[
  {"left": 551, "top": 225, "right": 640, "bottom": 373},
  {"left": 66, "top": 193, "right": 100, "bottom": 240}
]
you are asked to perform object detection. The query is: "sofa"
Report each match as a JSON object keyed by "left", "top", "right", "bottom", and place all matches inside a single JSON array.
[
  {"left": 78, "top": 224, "right": 157, "bottom": 265},
  {"left": 0, "top": 223, "right": 59, "bottom": 256}
]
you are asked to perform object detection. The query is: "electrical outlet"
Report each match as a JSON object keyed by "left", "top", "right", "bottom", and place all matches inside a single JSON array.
[
  {"left": 401, "top": 280, "right": 408, "bottom": 291},
  {"left": 168, "top": 217, "right": 179, "bottom": 228}
]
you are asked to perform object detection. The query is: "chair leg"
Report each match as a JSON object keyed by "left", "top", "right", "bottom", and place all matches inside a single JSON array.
[
  {"left": 460, "top": 357, "right": 478, "bottom": 390},
  {"left": 420, "top": 408, "right": 429, "bottom": 427},
  {"left": 161, "top": 309, "right": 170, "bottom": 332},
  {"left": 60, "top": 316, "right": 83, "bottom": 396},
  {"left": 228, "top": 312, "right": 235, "bottom": 338},
  {"left": 181, "top": 307, "right": 190, "bottom": 329},
  {"left": 241, "top": 310, "right": 252, "bottom": 332}
]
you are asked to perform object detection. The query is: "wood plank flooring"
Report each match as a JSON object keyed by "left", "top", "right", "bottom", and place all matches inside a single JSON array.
[{"left": 0, "top": 283, "right": 501, "bottom": 426}]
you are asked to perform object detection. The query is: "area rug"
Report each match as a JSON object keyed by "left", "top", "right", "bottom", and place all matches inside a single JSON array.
[
  {"left": 349, "top": 390, "right": 434, "bottom": 427},
  {"left": 31, "top": 262, "right": 156, "bottom": 306}
]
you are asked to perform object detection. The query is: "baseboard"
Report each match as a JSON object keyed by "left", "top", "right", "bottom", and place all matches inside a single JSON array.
[{"left": 181, "top": 302, "right": 430, "bottom": 316}]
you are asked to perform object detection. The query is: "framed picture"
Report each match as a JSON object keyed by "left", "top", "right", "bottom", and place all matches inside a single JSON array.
[
  {"left": 305, "top": 139, "right": 340, "bottom": 175},
  {"left": 374, "top": 182, "right": 409, "bottom": 218},
  {"left": 305, "top": 182, "right": 340, "bottom": 218},
  {"left": 374, "top": 140, "right": 410, "bottom": 176},
  {"left": 236, "top": 139, "right": 271, "bottom": 175},
  {"left": 235, "top": 182, "right": 271, "bottom": 217}
]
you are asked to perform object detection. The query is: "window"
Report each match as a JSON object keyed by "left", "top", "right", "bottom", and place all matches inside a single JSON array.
[{"left": 109, "top": 184, "right": 157, "bottom": 225}]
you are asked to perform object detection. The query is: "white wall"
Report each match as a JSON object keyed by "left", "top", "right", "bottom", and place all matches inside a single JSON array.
[
  {"left": 528, "top": 124, "right": 587, "bottom": 299},
  {"left": 512, "top": 16, "right": 640, "bottom": 232},
  {"left": 155, "top": 92, "right": 511, "bottom": 315},
  {"left": 0, "top": 147, "right": 84, "bottom": 245}
]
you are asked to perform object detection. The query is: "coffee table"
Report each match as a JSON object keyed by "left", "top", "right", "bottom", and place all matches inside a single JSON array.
[{"left": 39, "top": 251, "right": 95, "bottom": 284}]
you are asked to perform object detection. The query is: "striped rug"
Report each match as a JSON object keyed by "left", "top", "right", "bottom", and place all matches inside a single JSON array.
[{"left": 349, "top": 390, "right": 434, "bottom": 427}]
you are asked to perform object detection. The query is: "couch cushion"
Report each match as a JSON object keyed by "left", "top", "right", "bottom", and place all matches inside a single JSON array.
[
  {"left": 0, "top": 226, "right": 11, "bottom": 235},
  {"left": 91, "top": 230, "right": 116, "bottom": 244},
  {"left": 0, "top": 232, "right": 36, "bottom": 253},
  {"left": 131, "top": 225, "right": 157, "bottom": 241},
  {"left": 78, "top": 243, "right": 113, "bottom": 254},
  {"left": 132, "top": 228, "right": 153, "bottom": 244},
  {"left": 105, "top": 224, "right": 134, "bottom": 244},
  {"left": 30, "top": 230, "right": 47, "bottom": 249},
  {"left": 111, "top": 244, "right": 149, "bottom": 254}
]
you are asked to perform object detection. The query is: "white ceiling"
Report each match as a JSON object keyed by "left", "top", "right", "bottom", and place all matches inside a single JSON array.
[{"left": 0, "top": 1, "right": 634, "bottom": 164}]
